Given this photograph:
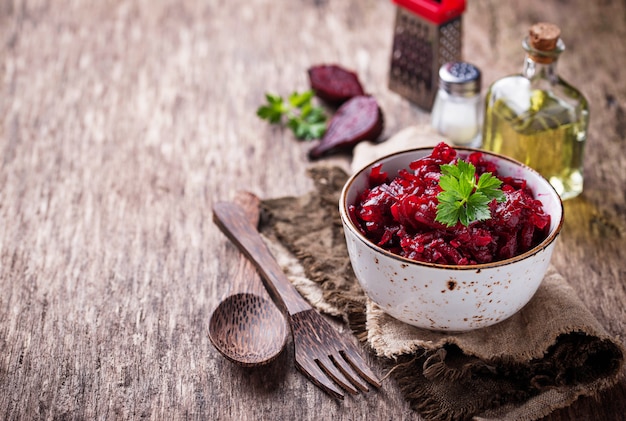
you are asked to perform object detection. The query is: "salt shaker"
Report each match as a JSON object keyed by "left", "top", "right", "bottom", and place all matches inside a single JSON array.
[{"left": 431, "top": 62, "right": 482, "bottom": 146}]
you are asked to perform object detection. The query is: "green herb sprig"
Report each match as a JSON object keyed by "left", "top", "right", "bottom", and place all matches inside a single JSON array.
[
  {"left": 256, "top": 90, "right": 327, "bottom": 140},
  {"left": 435, "top": 160, "right": 506, "bottom": 227}
]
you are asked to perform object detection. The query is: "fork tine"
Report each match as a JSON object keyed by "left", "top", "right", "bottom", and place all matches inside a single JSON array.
[
  {"left": 290, "top": 310, "right": 381, "bottom": 397},
  {"left": 317, "top": 355, "right": 359, "bottom": 395},
  {"left": 295, "top": 356, "right": 345, "bottom": 400},
  {"left": 340, "top": 348, "right": 382, "bottom": 388},
  {"left": 330, "top": 353, "right": 369, "bottom": 392}
]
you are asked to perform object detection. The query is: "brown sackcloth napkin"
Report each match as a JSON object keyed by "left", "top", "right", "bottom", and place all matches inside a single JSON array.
[{"left": 258, "top": 127, "right": 625, "bottom": 421}]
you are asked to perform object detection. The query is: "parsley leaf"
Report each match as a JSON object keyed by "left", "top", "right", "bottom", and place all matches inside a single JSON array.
[
  {"left": 435, "top": 160, "right": 506, "bottom": 227},
  {"left": 256, "top": 93, "right": 287, "bottom": 123},
  {"left": 256, "top": 90, "right": 327, "bottom": 140}
]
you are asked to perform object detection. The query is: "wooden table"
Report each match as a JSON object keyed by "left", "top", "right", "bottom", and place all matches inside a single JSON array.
[{"left": 1, "top": 0, "right": 624, "bottom": 419}]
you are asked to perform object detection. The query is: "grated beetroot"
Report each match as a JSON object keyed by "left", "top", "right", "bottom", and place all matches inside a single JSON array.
[{"left": 349, "top": 143, "right": 551, "bottom": 265}]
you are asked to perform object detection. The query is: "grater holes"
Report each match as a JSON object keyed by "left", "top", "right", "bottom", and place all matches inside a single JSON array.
[{"left": 389, "top": 8, "right": 463, "bottom": 110}]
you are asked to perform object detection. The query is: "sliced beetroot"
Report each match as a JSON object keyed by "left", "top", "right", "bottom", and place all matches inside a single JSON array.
[
  {"left": 308, "top": 64, "right": 365, "bottom": 105},
  {"left": 308, "top": 95, "right": 384, "bottom": 160}
]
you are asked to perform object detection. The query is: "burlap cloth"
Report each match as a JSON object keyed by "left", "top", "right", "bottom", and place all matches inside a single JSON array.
[{"left": 258, "top": 126, "right": 625, "bottom": 421}]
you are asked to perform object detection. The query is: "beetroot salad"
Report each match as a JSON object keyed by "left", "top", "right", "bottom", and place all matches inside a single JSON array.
[{"left": 348, "top": 143, "right": 551, "bottom": 265}]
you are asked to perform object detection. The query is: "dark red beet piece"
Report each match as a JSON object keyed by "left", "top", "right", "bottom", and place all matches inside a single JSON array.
[
  {"left": 308, "top": 95, "right": 384, "bottom": 160},
  {"left": 350, "top": 143, "right": 552, "bottom": 265},
  {"left": 308, "top": 64, "right": 365, "bottom": 105}
]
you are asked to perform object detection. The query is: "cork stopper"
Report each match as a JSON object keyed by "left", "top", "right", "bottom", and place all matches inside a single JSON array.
[
  {"left": 529, "top": 23, "right": 561, "bottom": 51},
  {"left": 527, "top": 23, "right": 562, "bottom": 63}
]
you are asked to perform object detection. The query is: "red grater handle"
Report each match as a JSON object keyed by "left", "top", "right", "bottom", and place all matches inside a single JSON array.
[{"left": 392, "top": 0, "right": 465, "bottom": 24}]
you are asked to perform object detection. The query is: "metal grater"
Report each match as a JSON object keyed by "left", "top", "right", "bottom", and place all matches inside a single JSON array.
[{"left": 388, "top": 0, "right": 466, "bottom": 111}]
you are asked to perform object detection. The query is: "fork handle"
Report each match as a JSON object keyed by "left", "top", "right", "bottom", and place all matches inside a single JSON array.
[{"left": 213, "top": 201, "right": 312, "bottom": 315}]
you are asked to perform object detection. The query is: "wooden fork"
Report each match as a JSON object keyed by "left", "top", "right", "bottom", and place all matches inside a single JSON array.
[{"left": 212, "top": 201, "right": 381, "bottom": 399}]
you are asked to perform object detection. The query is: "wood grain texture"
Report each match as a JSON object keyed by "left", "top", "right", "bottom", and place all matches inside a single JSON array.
[
  {"left": 0, "top": 0, "right": 624, "bottom": 420},
  {"left": 207, "top": 193, "right": 288, "bottom": 367}
]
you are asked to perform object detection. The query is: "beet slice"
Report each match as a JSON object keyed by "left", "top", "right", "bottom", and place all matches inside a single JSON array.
[
  {"left": 308, "top": 64, "right": 365, "bottom": 105},
  {"left": 308, "top": 95, "right": 384, "bottom": 160}
]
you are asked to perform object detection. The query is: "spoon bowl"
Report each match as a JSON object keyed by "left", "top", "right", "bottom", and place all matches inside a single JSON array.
[
  {"left": 209, "top": 192, "right": 289, "bottom": 366},
  {"left": 209, "top": 292, "right": 288, "bottom": 366}
]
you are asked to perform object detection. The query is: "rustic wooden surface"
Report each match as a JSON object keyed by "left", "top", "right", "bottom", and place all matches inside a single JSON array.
[{"left": 1, "top": 0, "right": 625, "bottom": 420}]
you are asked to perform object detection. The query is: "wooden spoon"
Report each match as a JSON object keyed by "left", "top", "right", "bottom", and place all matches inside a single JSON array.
[{"left": 209, "top": 192, "right": 289, "bottom": 366}]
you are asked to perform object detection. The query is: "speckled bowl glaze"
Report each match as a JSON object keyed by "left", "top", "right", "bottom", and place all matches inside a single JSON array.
[{"left": 340, "top": 147, "right": 564, "bottom": 331}]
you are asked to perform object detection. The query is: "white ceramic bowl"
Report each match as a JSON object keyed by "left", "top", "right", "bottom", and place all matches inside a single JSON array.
[{"left": 340, "top": 146, "right": 564, "bottom": 331}]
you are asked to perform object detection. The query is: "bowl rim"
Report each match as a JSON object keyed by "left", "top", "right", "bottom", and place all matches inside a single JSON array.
[{"left": 339, "top": 145, "right": 565, "bottom": 271}]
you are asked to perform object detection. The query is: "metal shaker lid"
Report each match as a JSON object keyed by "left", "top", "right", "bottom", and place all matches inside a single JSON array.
[{"left": 438, "top": 62, "right": 481, "bottom": 97}]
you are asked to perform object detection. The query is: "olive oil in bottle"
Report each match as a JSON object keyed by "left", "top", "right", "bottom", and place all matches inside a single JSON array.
[{"left": 482, "top": 23, "right": 589, "bottom": 200}]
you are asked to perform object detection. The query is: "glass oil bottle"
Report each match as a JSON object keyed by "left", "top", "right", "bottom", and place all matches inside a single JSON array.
[{"left": 482, "top": 23, "right": 589, "bottom": 200}]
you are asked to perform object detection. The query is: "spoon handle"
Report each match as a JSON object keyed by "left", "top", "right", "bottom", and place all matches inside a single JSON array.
[
  {"left": 230, "top": 191, "right": 264, "bottom": 296},
  {"left": 213, "top": 201, "right": 311, "bottom": 316}
]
